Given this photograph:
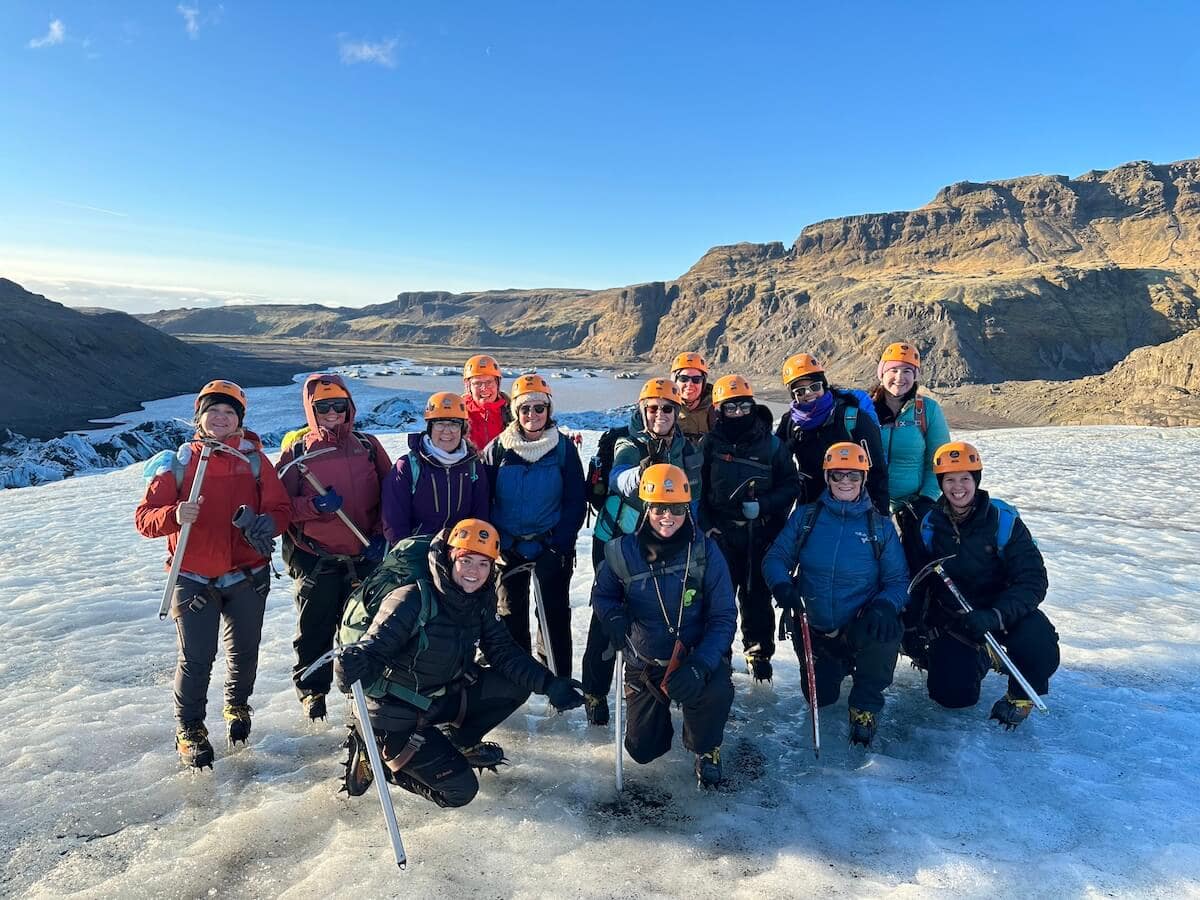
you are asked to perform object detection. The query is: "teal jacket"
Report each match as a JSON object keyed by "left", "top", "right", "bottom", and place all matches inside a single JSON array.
[{"left": 876, "top": 393, "right": 950, "bottom": 512}]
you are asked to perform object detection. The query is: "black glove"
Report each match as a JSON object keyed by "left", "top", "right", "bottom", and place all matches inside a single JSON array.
[
  {"left": 638, "top": 455, "right": 656, "bottom": 475},
  {"left": 312, "top": 488, "right": 344, "bottom": 514},
  {"left": 859, "top": 600, "right": 902, "bottom": 644},
  {"left": 334, "top": 641, "right": 385, "bottom": 693},
  {"left": 364, "top": 534, "right": 388, "bottom": 563},
  {"left": 771, "top": 582, "right": 799, "bottom": 611},
  {"left": 545, "top": 677, "right": 585, "bottom": 712},
  {"left": 600, "top": 609, "right": 631, "bottom": 650},
  {"left": 961, "top": 607, "right": 1004, "bottom": 641},
  {"left": 665, "top": 661, "right": 709, "bottom": 704},
  {"left": 232, "top": 506, "right": 277, "bottom": 557}
]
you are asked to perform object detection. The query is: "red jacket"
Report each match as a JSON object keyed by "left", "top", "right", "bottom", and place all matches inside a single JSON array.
[
  {"left": 135, "top": 430, "right": 291, "bottom": 579},
  {"left": 464, "top": 392, "right": 511, "bottom": 452},
  {"left": 275, "top": 374, "right": 392, "bottom": 556}
]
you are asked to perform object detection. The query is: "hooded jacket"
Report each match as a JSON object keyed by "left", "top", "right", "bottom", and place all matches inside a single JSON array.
[
  {"left": 463, "top": 390, "right": 512, "bottom": 452},
  {"left": 871, "top": 388, "right": 951, "bottom": 510},
  {"left": 676, "top": 383, "right": 716, "bottom": 445},
  {"left": 275, "top": 374, "right": 392, "bottom": 557},
  {"left": 381, "top": 432, "right": 490, "bottom": 544},
  {"left": 762, "top": 489, "right": 910, "bottom": 633},
  {"left": 136, "top": 429, "right": 291, "bottom": 578}
]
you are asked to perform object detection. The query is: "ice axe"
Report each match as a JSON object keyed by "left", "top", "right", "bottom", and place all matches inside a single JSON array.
[
  {"left": 280, "top": 449, "right": 372, "bottom": 549},
  {"left": 909, "top": 557, "right": 1048, "bottom": 714},
  {"left": 614, "top": 647, "right": 625, "bottom": 793}
]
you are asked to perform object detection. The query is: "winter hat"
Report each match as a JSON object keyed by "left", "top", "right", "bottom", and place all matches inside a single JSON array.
[
  {"left": 197, "top": 392, "right": 245, "bottom": 425},
  {"left": 877, "top": 359, "right": 919, "bottom": 381},
  {"left": 312, "top": 380, "right": 350, "bottom": 403},
  {"left": 511, "top": 391, "right": 551, "bottom": 417}
]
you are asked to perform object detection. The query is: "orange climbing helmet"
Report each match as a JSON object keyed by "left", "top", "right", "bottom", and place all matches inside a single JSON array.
[
  {"left": 463, "top": 355, "right": 503, "bottom": 380},
  {"left": 638, "top": 378, "right": 682, "bottom": 404},
  {"left": 510, "top": 373, "right": 552, "bottom": 401},
  {"left": 879, "top": 342, "right": 921, "bottom": 370},
  {"left": 670, "top": 352, "right": 709, "bottom": 375},
  {"left": 638, "top": 464, "right": 692, "bottom": 504},
  {"left": 933, "top": 441, "right": 983, "bottom": 474},
  {"left": 447, "top": 518, "right": 501, "bottom": 561},
  {"left": 781, "top": 353, "right": 825, "bottom": 386},
  {"left": 424, "top": 391, "right": 469, "bottom": 421},
  {"left": 712, "top": 375, "right": 754, "bottom": 406},
  {"left": 195, "top": 380, "right": 248, "bottom": 422},
  {"left": 823, "top": 441, "right": 871, "bottom": 472}
]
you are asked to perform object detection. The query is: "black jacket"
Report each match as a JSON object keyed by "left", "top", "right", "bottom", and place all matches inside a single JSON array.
[
  {"left": 916, "top": 489, "right": 1048, "bottom": 630},
  {"left": 775, "top": 390, "right": 890, "bottom": 513}
]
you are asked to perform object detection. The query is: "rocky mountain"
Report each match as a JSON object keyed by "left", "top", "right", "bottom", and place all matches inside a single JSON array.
[
  {"left": 140, "top": 159, "right": 1200, "bottom": 413},
  {"left": 0, "top": 279, "right": 297, "bottom": 438}
]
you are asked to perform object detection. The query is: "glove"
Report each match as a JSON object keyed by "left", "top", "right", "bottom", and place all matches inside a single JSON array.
[
  {"left": 638, "top": 456, "right": 656, "bottom": 475},
  {"left": 961, "top": 607, "right": 1004, "bottom": 641},
  {"left": 741, "top": 500, "right": 760, "bottom": 520},
  {"left": 600, "top": 609, "right": 631, "bottom": 650},
  {"left": 334, "top": 641, "right": 385, "bottom": 693},
  {"left": 771, "top": 582, "right": 799, "bottom": 611},
  {"left": 859, "top": 600, "right": 902, "bottom": 644},
  {"left": 665, "top": 661, "right": 708, "bottom": 704},
  {"left": 364, "top": 534, "right": 388, "bottom": 563},
  {"left": 232, "top": 506, "right": 277, "bottom": 557},
  {"left": 545, "top": 677, "right": 585, "bottom": 712},
  {"left": 312, "top": 488, "right": 343, "bottom": 514}
]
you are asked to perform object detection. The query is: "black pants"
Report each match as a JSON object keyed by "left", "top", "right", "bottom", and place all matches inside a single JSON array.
[
  {"left": 926, "top": 609, "right": 1060, "bottom": 708},
  {"left": 374, "top": 669, "right": 530, "bottom": 808},
  {"left": 789, "top": 613, "right": 900, "bottom": 714},
  {"left": 893, "top": 495, "right": 935, "bottom": 579},
  {"left": 717, "top": 529, "right": 775, "bottom": 660},
  {"left": 623, "top": 657, "right": 734, "bottom": 763},
  {"left": 285, "top": 542, "right": 376, "bottom": 698},
  {"left": 496, "top": 550, "right": 574, "bottom": 679},
  {"left": 582, "top": 536, "right": 616, "bottom": 696}
]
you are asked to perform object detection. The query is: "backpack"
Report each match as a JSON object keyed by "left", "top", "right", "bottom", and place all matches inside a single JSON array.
[
  {"left": 795, "top": 501, "right": 884, "bottom": 561},
  {"left": 919, "top": 499, "right": 1020, "bottom": 559},
  {"left": 142, "top": 443, "right": 261, "bottom": 490},
  {"left": 338, "top": 535, "right": 440, "bottom": 710},
  {"left": 603, "top": 536, "right": 708, "bottom": 593},
  {"left": 406, "top": 451, "right": 478, "bottom": 495},
  {"left": 586, "top": 425, "right": 630, "bottom": 512}
]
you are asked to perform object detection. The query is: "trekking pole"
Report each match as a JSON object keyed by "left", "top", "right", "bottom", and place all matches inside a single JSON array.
[
  {"left": 301, "top": 649, "right": 408, "bottom": 869},
  {"left": 157, "top": 443, "right": 214, "bottom": 620},
  {"left": 530, "top": 569, "right": 558, "bottom": 676},
  {"left": 614, "top": 648, "right": 624, "bottom": 793},
  {"left": 909, "top": 558, "right": 1048, "bottom": 714}
]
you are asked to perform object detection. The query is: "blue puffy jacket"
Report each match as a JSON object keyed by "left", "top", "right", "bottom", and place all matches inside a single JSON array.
[
  {"left": 590, "top": 532, "right": 736, "bottom": 674},
  {"left": 762, "top": 490, "right": 910, "bottom": 633}
]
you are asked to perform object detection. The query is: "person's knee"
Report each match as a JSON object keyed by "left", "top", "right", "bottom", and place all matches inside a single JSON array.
[
  {"left": 437, "top": 771, "right": 480, "bottom": 808},
  {"left": 928, "top": 675, "right": 981, "bottom": 709},
  {"left": 625, "top": 732, "right": 668, "bottom": 765}
]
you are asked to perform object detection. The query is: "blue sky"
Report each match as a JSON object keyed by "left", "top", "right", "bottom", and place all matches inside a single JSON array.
[{"left": 2, "top": 1, "right": 1198, "bottom": 313}]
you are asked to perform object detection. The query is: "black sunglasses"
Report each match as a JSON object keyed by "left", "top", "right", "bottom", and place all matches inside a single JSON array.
[
  {"left": 828, "top": 470, "right": 864, "bottom": 483},
  {"left": 647, "top": 503, "right": 688, "bottom": 516},
  {"left": 674, "top": 374, "right": 704, "bottom": 385},
  {"left": 313, "top": 399, "right": 350, "bottom": 414},
  {"left": 518, "top": 403, "right": 548, "bottom": 415},
  {"left": 721, "top": 400, "right": 754, "bottom": 415}
]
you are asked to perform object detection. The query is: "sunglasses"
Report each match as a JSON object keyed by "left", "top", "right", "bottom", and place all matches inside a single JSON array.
[
  {"left": 647, "top": 503, "right": 688, "bottom": 516},
  {"left": 674, "top": 374, "right": 704, "bottom": 385},
  {"left": 721, "top": 400, "right": 754, "bottom": 416},
  {"left": 313, "top": 399, "right": 350, "bottom": 414},
  {"left": 828, "top": 470, "right": 864, "bottom": 483},
  {"left": 644, "top": 404, "right": 677, "bottom": 416},
  {"left": 518, "top": 403, "right": 548, "bottom": 416},
  {"left": 791, "top": 383, "right": 825, "bottom": 399},
  {"left": 430, "top": 419, "right": 463, "bottom": 429}
]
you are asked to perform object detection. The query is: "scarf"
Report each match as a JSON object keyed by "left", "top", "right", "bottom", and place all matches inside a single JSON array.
[
  {"left": 498, "top": 421, "right": 560, "bottom": 463},
  {"left": 714, "top": 411, "right": 757, "bottom": 442},
  {"left": 788, "top": 389, "right": 835, "bottom": 431},
  {"left": 421, "top": 434, "right": 469, "bottom": 467},
  {"left": 637, "top": 518, "right": 696, "bottom": 564}
]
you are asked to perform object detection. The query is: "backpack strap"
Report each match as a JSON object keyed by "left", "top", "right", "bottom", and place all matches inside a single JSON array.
[
  {"left": 407, "top": 451, "right": 422, "bottom": 495},
  {"left": 378, "top": 578, "right": 439, "bottom": 711},
  {"left": 989, "top": 499, "right": 1020, "bottom": 558},
  {"left": 919, "top": 508, "right": 935, "bottom": 553},
  {"left": 914, "top": 396, "right": 928, "bottom": 435},
  {"left": 866, "top": 507, "right": 883, "bottom": 561},
  {"left": 796, "top": 503, "right": 821, "bottom": 551},
  {"left": 352, "top": 430, "right": 378, "bottom": 463},
  {"left": 844, "top": 404, "right": 858, "bottom": 439},
  {"left": 603, "top": 538, "right": 634, "bottom": 588}
]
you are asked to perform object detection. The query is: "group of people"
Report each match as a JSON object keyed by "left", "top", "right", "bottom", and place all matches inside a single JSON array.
[{"left": 135, "top": 344, "right": 1060, "bottom": 806}]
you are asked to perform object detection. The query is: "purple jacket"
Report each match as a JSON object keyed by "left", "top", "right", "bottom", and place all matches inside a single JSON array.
[{"left": 382, "top": 433, "right": 490, "bottom": 544}]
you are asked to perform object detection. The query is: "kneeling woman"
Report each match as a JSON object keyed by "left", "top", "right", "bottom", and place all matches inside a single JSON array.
[
  {"left": 590, "top": 464, "right": 736, "bottom": 788},
  {"left": 911, "top": 442, "right": 1059, "bottom": 729},
  {"left": 333, "top": 520, "right": 584, "bottom": 808},
  {"left": 763, "top": 443, "right": 909, "bottom": 747}
]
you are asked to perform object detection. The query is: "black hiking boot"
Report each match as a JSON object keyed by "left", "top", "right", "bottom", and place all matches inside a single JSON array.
[
  {"left": 694, "top": 746, "right": 722, "bottom": 789},
  {"left": 746, "top": 654, "right": 773, "bottom": 683},
  {"left": 223, "top": 704, "right": 253, "bottom": 745},
  {"left": 302, "top": 693, "right": 327, "bottom": 722},
  {"left": 848, "top": 707, "right": 877, "bottom": 748},
  {"left": 584, "top": 693, "right": 610, "bottom": 727},
  {"left": 457, "top": 741, "right": 508, "bottom": 772},
  {"left": 340, "top": 724, "right": 374, "bottom": 797},
  {"left": 176, "top": 721, "right": 214, "bottom": 769},
  {"left": 989, "top": 693, "right": 1034, "bottom": 730}
]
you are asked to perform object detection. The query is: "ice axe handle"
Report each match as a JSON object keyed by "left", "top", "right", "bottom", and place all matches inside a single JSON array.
[
  {"left": 157, "top": 444, "right": 213, "bottom": 621},
  {"left": 301, "top": 468, "right": 371, "bottom": 548}
]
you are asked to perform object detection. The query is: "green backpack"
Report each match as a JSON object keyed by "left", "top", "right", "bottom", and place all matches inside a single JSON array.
[{"left": 338, "top": 534, "right": 440, "bottom": 709}]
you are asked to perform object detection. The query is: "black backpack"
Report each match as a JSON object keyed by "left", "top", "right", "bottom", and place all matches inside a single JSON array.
[{"left": 585, "top": 425, "right": 630, "bottom": 512}]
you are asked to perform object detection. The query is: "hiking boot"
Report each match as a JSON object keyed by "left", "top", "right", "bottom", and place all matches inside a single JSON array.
[
  {"left": 584, "top": 693, "right": 610, "bottom": 727},
  {"left": 848, "top": 707, "right": 877, "bottom": 748},
  {"left": 989, "top": 693, "right": 1034, "bottom": 730},
  {"left": 222, "top": 704, "right": 253, "bottom": 745},
  {"left": 746, "top": 655, "right": 773, "bottom": 683},
  {"left": 302, "top": 693, "right": 327, "bottom": 721},
  {"left": 340, "top": 725, "right": 374, "bottom": 797},
  {"left": 176, "top": 721, "right": 214, "bottom": 769},
  {"left": 694, "top": 746, "right": 722, "bottom": 789},
  {"left": 457, "top": 741, "right": 508, "bottom": 772}
]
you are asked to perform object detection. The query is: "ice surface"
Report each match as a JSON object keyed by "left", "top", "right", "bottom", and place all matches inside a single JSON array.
[{"left": 2, "top": 427, "right": 1198, "bottom": 898}]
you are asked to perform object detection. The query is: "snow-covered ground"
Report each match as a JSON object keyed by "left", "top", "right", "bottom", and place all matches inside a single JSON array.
[{"left": 2, "top": 426, "right": 1198, "bottom": 898}]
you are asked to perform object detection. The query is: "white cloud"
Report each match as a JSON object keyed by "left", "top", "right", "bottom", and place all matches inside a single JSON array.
[
  {"left": 177, "top": 4, "right": 200, "bottom": 38},
  {"left": 28, "top": 19, "right": 65, "bottom": 49},
  {"left": 338, "top": 34, "right": 398, "bottom": 68}
]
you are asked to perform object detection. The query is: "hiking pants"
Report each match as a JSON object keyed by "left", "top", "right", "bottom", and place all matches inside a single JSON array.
[
  {"left": 497, "top": 550, "right": 574, "bottom": 678},
  {"left": 789, "top": 613, "right": 900, "bottom": 714},
  {"left": 581, "top": 536, "right": 616, "bottom": 696},
  {"left": 623, "top": 657, "right": 734, "bottom": 763},
  {"left": 171, "top": 569, "right": 269, "bottom": 725},
  {"left": 377, "top": 668, "right": 530, "bottom": 808},
  {"left": 926, "top": 609, "right": 1060, "bottom": 708},
  {"left": 286, "top": 544, "right": 376, "bottom": 698},
  {"left": 717, "top": 529, "right": 775, "bottom": 661}
]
